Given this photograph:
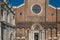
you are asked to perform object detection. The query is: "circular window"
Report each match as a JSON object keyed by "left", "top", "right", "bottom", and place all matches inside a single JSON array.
[{"left": 32, "top": 4, "right": 41, "bottom": 14}]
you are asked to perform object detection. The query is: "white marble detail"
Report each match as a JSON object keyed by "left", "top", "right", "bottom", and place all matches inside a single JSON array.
[{"left": 29, "top": 23, "right": 45, "bottom": 40}]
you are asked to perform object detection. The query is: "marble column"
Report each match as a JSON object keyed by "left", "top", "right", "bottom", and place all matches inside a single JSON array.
[
  {"left": 31, "top": 31, "right": 34, "bottom": 40},
  {"left": 42, "top": 30, "right": 45, "bottom": 40},
  {"left": 29, "top": 30, "right": 31, "bottom": 40},
  {"left": 39, "top": 30, "right": 42, "bottom": 40},
  {"left": 48, "top": 28, "right": 52, "bottom": 40}
]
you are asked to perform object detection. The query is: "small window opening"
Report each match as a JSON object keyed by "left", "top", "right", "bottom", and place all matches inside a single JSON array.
[
  {"left": 51, "top": 13, "right": 54, "bottom": 16},
  {"left": 20, "top": 12, "right": 22, "bottom": 15}
]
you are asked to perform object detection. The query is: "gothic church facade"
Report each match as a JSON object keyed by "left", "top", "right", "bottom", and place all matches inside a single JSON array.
[{"left": 14, "top": 0, "right": 60, "bottom": 40}]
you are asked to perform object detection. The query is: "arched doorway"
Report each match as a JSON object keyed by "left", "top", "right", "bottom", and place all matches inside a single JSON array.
[{"left": 29, "top": 23, "right": 45, "bottom": 40}]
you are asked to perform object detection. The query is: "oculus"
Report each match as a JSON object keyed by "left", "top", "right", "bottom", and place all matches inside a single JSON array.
[{"left": 32, "top": 4, "right": 41, "bottom": 14}]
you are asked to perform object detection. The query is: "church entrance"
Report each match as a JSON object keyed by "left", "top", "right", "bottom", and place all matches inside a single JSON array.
[{"left": 29, "top": 23, "right": 45, "bottom": 40}]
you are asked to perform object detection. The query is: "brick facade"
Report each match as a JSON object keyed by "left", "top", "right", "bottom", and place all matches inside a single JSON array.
[{"left": 14, "top": 0, "right": 60, "bottom": 40}]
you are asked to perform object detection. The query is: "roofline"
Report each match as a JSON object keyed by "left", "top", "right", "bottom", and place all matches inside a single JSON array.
[
  {"left": 13, "top": 3, "right": 60, "bottom": 10},
  {"left": 13, "top": 3, "right": 24, "bottom": 8},
  {"left": 48, "top": 4, "right": 56, "bottom": 9},
  {"left": 49, "top": 4, "right": 60, "bottom": 9}
]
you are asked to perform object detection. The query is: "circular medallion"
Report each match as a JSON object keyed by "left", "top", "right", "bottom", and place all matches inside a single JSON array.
[{"left": 32, "top": 4, "right": 41, "bottom": 14}]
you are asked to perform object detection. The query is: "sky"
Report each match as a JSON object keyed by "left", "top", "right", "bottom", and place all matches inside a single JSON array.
[{"left": 7, "top": 0, "right": 60, "bottom": 8}]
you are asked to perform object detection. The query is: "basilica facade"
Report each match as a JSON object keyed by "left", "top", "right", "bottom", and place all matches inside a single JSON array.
[{"left": 14, "top": 0, "right": 60, "bottom": 40}]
